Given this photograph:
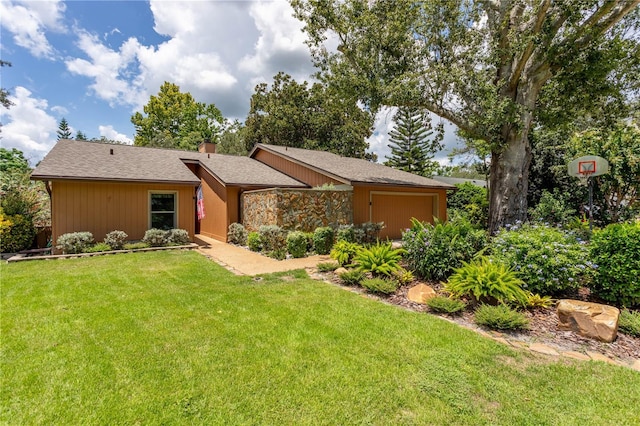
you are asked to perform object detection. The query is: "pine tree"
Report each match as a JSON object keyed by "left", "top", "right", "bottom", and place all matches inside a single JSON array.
[
  {"left": 75, "top": 130, "right": 87, "bottom": 140},
  {"left": 57, "top": 118, "right": 72, "bottom": 140},
  {"left": 385, "top": 107, "right": 443, "bottom": 177}
]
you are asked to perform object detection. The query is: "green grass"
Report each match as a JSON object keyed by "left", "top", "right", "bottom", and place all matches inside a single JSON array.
[{"left": 2, "top": 251, "right": 639, "bottom": 425}]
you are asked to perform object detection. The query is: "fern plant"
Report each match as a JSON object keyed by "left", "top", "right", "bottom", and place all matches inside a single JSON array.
[
  {"left": 330, "top": 240, "right": 362, "bottom": 266},
  {"left": 444, "top": 257, "right": 529, "bottom": 306},
  {"left": 353, "top": 242, "right": 405, "bottom": 277}
]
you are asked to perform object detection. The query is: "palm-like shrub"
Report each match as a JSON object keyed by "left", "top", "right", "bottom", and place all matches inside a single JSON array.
[
  {"left": 353, "top": 242, "right": 404, "bottom": 277},
  {"left": 444, "top": 257, "right": 529, "bottom": 306},
  {"left": 330, "top": 240, "right": 362, "bottom": 266}
]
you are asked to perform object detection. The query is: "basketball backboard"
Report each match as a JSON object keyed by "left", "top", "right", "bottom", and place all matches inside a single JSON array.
[{"left": 568, "top": 155, "right": 609, "bottom": 178}]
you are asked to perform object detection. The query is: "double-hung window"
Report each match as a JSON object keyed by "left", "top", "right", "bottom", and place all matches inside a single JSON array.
[{"left": 150, "top": 192, "right": 177, "bottom": 230}]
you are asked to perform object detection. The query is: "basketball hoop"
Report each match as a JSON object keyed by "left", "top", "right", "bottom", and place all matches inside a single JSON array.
[
  {"left": 577, "top": 170, "right": 593, "bottom": 187},
  {"left": 568, "top": 155, "right": 609, "bottom": 231}
]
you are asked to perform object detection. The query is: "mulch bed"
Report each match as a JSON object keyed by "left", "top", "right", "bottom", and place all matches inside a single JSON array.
[{"left": 314, "top": 270, "right": 640, "bottom": 364}]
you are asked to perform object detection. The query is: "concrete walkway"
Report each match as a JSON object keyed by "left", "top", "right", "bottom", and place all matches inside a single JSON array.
[{"left": 194, "top": 234, "right": 331, "bottom": 275}]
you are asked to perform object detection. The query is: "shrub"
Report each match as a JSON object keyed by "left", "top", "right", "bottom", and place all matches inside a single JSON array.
[
  {"left": 317, "top": 261, "right": 340, "bottom": 272},
  {"left": 104, "top": 230, "right": 128, "bottom": 250},
  {"left": 259, "top": 225, "right": 287, "bottom": 252},
  {"left": 361, "top": 277, "right": 398, "bottom": 295},
  {"left": 402, "top": 217, "right": 487, "bottom": 281},
  {"left": 313, "top": 227, "right": 334, "bottom": 255},
  {"left": 528, "top": 189, "right": 575, "bottom": 226},
  {"left": 166, "top": 228, "right": 190, "bottom": 245},
  {"left": 123, "top": 242, "right": 149, "bottom": 250},
  {"left": 526, "top": 293, "right": 554, "bottom": 309},
  {"left": 339, "top": 269, "right": 365, "bottom": 286},
  {"left": 426, "top": 296, "right": 466, "bottom": 315},
  {"left": 444, "top": 257, "right": 529, "bottom": 306},
  {"left": 247, "top": 232, "right": 262, "bottom": 252},
  {"left": 0, "top": 211, "right": 35, "bottom": 253},
  {"left": 57, "top": 231, "right": 94, "bottom": 254},
  {"left": 267, "top": 248, "right": 287, "bottom": 260},
  {"left": 474, "top": 304, "right": 529, "bottom": 331},
  {"left": 330, "top": 240, "right": 362, "bottom": 266},
  {"left": 228, "top": 222, "right": 248, "bottom": 246},
  {"left": 286, "top": 231, "right": 308, "bottom": 258},
  {"left": 353, "top": 242, "right": 404, "bottom": 277},
  {"left": 143, "top": 228, "right": 167, "bottom": 247},
  {"left": 393, "top": 267, "right": 415, "bottom": 285},
  {"left": 589, "top": 222, "right": 640, "bottom": 308},
  {"left": 354, "top": 222, "right": 384, "bottom": 245},
  {"left": 83, "top": 242, "right": 112, "bottom": 253},
  {"left": 336, "top": 224, "right": 356, "bottom": 243},
  {"left": 489, "top": 224, "right": 590, "bottom": 296},
  {"left": 619, "top": 309, "right": 640, "bottom": 337},
  {"left": 447, "top": 182, "right": 489, "bottom": 228}
]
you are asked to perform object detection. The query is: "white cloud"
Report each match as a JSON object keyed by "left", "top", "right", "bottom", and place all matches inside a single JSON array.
[
  {"left": 50, "top": 105, "right": 68, "bottom": 116},
  {"left": 0, "top": 0, "right": 65, "bottom": 59},
  {"left": 0, "top": 86, "right": 58, "bottom": 164},
  {"left": 98, "top": 125, "right": 133, "bottom": 145}
]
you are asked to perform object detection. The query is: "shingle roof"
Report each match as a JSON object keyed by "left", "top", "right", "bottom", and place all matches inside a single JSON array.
[
  {"left": 252, "top": 144, "right": 455, "bottom": 189},
  {"left": 31, "top": 139, "right": 306, "bottom": 187}
]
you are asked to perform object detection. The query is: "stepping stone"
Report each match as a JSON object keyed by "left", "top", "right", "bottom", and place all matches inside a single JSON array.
[
  {"left": 529, "top": 343, "right": 560, "bottom": 356},
  {"left": 561, "top": 351, "right": 591, "bottom": 361}
]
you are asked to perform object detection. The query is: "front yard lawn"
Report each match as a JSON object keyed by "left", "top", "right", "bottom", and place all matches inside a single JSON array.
[{"left": 2, "top": 251, "right": 639, "bottom": 425}]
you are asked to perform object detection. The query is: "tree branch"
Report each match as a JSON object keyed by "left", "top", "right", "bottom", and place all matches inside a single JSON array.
[{"left": 572, "top": 0, "right": 640, "bottom": 50}]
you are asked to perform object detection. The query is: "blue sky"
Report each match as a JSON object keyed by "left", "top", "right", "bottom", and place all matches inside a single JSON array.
[{"left": 1, "top": 0, "right": 461, "bottom": 166}]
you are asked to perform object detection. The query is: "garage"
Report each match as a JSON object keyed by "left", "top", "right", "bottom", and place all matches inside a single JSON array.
[{"left": 370, "top": 191, "right": 439, "bottom": 239}]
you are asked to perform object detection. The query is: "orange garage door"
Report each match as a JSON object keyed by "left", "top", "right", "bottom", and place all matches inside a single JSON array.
[{"left": 370, "top": 192, "right": 437, "bottom": 239}]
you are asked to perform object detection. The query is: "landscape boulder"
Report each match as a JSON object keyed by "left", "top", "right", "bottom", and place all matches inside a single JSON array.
[
  {"left": 334, "top": 267, "right": 349, "bottom": 276},
  {"left": 407, "top": 284, "right": 436, "bottom": 304},
  {"left": 557, "top": 299, "right": 620, "bottom": 343}
]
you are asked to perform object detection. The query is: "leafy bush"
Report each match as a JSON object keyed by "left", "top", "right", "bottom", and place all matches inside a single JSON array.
[
  {"left": 143, "top": 228, "right": 168, "bottom": 247},
  {"left": 336, "top": 224, "right": 356, "bottom": 243},
  {"left": 402, "top": 217, "right": 487, "bottom": 281},
  {"left": 353, "top": 242, "right": 404, "bottom": 277},
  {"left": 330, "top": 240, "right": 362, "bottom": 266},
  {"left": 104, "top": 230, "right": 128, "bottom": 250},
  {"left": 361, "top": 277, "right": 398, "bottom": 295},
  {"left": 286, "top": 231, "right": 308, "bottom": 258},
  {"left": 474, "top": 304, "right": 529, "bottom": 331},
  {"left": 83, "top": 242, "right": 112, "bottom": 253},
  {"left": 447, "top": 182, "right": 489, "bottom": 228},
  {"left": 247, "top": 232, "right": 262, "bottom": 252},
  {"left": 57, "top": 231, "right": 94, "bottom": 254},
  {"left": 338, "top": 269, "right": 365, "bottom": 286},
  {"left": 354, "top": 222, "right": 384, "bottom": 245},
  {"left": 528, "top": 189, "right": 575, "bottom": 226},
  {"left": 489, "top": 224, "right": 590, "bottom": 296},
  {"left": 393, "top": 268, "right": 415, "bottom": 285},
  {"left": 228, "top": 222, "right": 248, "bottom": 245},
  {"left": 619, "top": 309, "right": 640, "bottom": 337},
  {"left": 267, "top": 248, "right": 287, "bottom": 260},
  {"left": 526, "top": 293, "right": 554, "bottom": 309},
  {"left": 0, "top": 211, "right": 35, "bottom": 253},
  {"left": 166, "top": 229, "right": 190, "bottom": 245},
  {"left": 426, "top": 296, "right": 466, "bottom": 315},
  {"left": 589, "top": 222, "right": 640, "bottom": 307},
  {"left": 313, "top": 227, "right": 334, "bottom": 255},
  {"left": 123, "top": 242, "right": 149, "bottom": 250},
  {"left": 317, "top": 261, "right": 340, "bottom": 272},
  {"left": 259, "top": 225, "right": 287, "bottom": 252},
  {"left": 444, "top": 257, "right": 529, "bottom": 306}
]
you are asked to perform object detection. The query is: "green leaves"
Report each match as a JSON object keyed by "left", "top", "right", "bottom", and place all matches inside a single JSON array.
[{"left": 353, "top": 242, "right": 404, "bottom": 277}]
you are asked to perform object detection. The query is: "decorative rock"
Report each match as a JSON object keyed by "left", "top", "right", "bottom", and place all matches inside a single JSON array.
[
  {"left": 586, "top": 351, "right": 618, "bottom": 365},
  {"left": 561, "top": 351, "right": 591, "bottom": 361},
  {"left": 632, "top": 360, "right": 640, "bottom": 372},
  {"left": 529, "top": 343, "right": 560, "bottom": 356},
  {"left": 407, "top": 284, "right": 436, "bottom": 304},
  {"left": 557, "top": 299, "right": 620, "bottom": 343},
  {"left": 334, "top": 267, "right": 349, "bottom": 276}
]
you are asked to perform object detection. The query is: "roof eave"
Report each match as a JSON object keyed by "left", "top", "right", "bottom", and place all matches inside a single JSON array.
[{"left": 30, "top": 175, "right": 200, "bottom": 185}]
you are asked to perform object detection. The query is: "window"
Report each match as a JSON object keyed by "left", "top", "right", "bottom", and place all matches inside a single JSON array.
[{"left": 150, "top": 192, "right": 177, "bottom": 230}]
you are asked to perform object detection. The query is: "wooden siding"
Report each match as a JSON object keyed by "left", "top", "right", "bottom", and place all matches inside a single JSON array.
[
  {"left": 197, "top": 169, "right": 229, "bottom": 241},
  {"left": 50, "top": 180, "right": 196, "bottom": 244},
  {"left": 253, "top": 150, "right": 341, "bottom": 187},
  {"left": 353, "top": 185, "right": 447, "bottom": 239}
]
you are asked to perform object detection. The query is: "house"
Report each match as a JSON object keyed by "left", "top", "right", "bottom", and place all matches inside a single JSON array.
[{"left": 31, "top": 139, "right": 453, "bottom": 246}]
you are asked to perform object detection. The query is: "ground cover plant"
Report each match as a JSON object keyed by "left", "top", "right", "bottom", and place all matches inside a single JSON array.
[{"left": 2, "top": 251, "right": 640, "bottom": 424}]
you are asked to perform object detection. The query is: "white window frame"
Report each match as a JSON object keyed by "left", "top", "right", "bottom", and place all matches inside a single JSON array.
[{"left": 149, "top": 191, "right": 178, "bottom": 230}]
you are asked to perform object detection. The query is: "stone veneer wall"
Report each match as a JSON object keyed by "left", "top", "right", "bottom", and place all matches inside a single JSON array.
[{"left": 242, "top": 188, "right": 353, "bottom": 232}]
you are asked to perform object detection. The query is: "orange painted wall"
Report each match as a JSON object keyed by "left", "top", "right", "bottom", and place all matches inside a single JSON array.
[
  {"left": 197, "top": 170, "right": 229, "bottom": 241},
  {"left": 253, "top": 150, "right": 340, "bottom": 187},
  {"left": 353, "top": 185, "right": 448, "bottom": 239},
  {"left": 50, "top": 180, "right": 196, "bottom": 244}
]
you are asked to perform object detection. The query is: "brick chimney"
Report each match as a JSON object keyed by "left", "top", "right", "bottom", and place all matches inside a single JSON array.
[{"left": 198, "top": 139, "right": 216, "bottom": 154}]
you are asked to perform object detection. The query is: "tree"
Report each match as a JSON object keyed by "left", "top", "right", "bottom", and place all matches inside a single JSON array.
[
  {"left": 385, "top": 107, "right": 443, "bottom": 176},
  {"left": 57, "top": 118, "right": 72, "bottom": 140},
  {"left": 217, "top": 120, "right": 248, "bottom": 156},
  {"left": 0, "top": 60, "right": 12, "bottom": 110},
  {"left": 244, "top": 72, "right": 373, "bottom": 158},
  {"left": 75, "top": 130, "right": 88, "bottom": 141},
  {"left": 292, "top": 0, "right": 639, "bottom": 233},
  {"left": 131, "top": 82, "right": 224, "bottom": 151}
]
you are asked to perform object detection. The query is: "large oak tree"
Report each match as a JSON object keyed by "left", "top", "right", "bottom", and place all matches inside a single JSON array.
[{"left": 292, "top": 0, "right": 639, "bottom": 232}]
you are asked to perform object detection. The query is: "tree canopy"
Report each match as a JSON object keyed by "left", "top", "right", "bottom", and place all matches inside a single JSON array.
[
  {"left": 292, "top": 0, "right": 639, "bottom": 232},
  {"left": 131, "top": 82, "right": 224, "bottom": 151},
  {"left": 57, "top": 118, "right": 72, "bottom": 140},
  {"left": 244, "top": 72, "right": 374, "bottom": 158}
]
